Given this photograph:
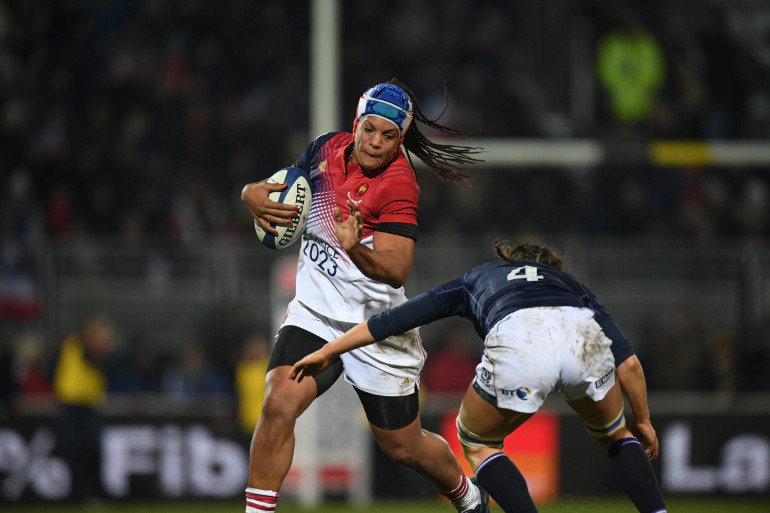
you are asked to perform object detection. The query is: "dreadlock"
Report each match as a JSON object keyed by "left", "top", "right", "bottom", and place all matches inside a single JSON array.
[
  {"left": 493, "top": 238, "right": 566, "bottom": 271},
  {"left": 389, "top": 78, "right": 483, "bottom": 186}
]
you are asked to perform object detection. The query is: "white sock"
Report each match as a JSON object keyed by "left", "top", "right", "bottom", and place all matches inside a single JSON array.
[
  {"left": 245, "top": 487, "right": 279, "bottom": 513},
  {"left": 441, "top": 475, "right": 480, "bottom": 512}
]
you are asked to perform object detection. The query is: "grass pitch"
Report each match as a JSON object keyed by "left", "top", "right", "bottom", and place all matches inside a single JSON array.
[{"left": 2, "top": 496, "right": 769, "bottom": 512}]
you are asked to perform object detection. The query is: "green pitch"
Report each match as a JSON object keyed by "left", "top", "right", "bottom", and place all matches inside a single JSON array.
[{"left": 3, "top": 497, "right": 769, "bottom": 513}]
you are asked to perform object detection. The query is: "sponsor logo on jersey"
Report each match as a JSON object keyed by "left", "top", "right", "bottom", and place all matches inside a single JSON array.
[
  {"left": 399, "top": 377, "right": 411, "bottom": 390},
  {"left": 318, "top": 160, "right": 327, "bottom": 174},
  {"left": 499, "top": 387, "right": 531, "bottom": 399},
  {"left": 347, "top": 191, "right": 363, "bottom": 205},
  {"left": 594, "top": 369, "right": 614, "bottom": 389}
]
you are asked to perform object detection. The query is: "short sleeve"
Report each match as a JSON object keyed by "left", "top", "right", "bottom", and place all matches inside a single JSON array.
[{"left": 376, "top": 174, "right": 419, "bottom": 225}]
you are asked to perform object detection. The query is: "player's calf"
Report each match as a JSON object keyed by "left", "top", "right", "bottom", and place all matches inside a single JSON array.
[{"left": 608, "top": 437, "right": 667, "bottom": 513}]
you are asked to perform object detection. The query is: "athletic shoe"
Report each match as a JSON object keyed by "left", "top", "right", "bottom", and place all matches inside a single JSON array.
[{"left": 465, "top": 477, "right": 490, "bottom": 513}]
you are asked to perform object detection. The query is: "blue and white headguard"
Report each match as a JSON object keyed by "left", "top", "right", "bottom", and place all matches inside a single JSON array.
[{"left": 356, "top": 83, "right": 414, "bottom": 136}]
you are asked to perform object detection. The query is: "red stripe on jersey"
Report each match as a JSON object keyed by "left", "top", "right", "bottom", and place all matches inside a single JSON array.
[{"left": 309, "top": 132, "right": 418, "bottom": 246}]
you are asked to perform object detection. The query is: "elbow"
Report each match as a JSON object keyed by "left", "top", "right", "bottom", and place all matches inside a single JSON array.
[
  {"left": 618, "top": 354, "right": 643, "bottom": 374},
  {"left": 385, "top": 276, "right": 407, "bottom": 289},
  {"left": 385, "top": 268, "right": 411, "bottom": 289}
]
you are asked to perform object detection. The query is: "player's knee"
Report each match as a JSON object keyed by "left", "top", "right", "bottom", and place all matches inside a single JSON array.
[
  {"left": 378, "top": 437, "right": 418, "bottom": 466},
  {"left": 260, "top": 383, "right": 308, "bottom": 423},
  {"left": 456, "top": 417, "right": 504, "bottom": 460}
]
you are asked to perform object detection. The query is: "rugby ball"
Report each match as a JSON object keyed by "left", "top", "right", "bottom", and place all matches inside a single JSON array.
[{"left": 254, "top": 167, "right": 312, "bottom": 250}]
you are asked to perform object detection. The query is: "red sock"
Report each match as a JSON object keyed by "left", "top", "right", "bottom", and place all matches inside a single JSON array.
[{"left": 245, "top": 487, "right": 278, "bottom": 512}]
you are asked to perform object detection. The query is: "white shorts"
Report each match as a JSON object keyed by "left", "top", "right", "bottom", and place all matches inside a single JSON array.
[
  {"left": 282, "top": 298, "right": 425, "bottom": 397},
  {"left": 473, "top": 306, "right": 616, "bottom": 413}
]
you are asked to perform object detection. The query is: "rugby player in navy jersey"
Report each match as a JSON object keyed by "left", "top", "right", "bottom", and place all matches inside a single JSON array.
[
  {"left": 291, "top": 236, "right": 668, "bottom": 513},
  {"left": 240, "top": 79, "right": 488, "bottom": 513}
]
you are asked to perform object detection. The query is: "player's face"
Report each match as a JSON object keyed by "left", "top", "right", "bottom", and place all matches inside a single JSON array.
[{"left": 352, "top": 116, "right": 400, "bottom": 170}]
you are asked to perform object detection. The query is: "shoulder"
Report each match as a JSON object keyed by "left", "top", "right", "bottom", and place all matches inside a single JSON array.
[
  {"left": 311, "top": 131, "right": 347, "bottom": 144},
  {"left": 318, "top": 131, "right": 353, "bottom": 154},
  {"left": 468, "top": 261, "right": 505, "bottom": 277},
  {"left": 375, "top": 157, "right": 418, "bottom": 201},
  {"left": 304, "top": 131, "right": 349, "bottom": 157},
  {"left": 382, "top": 151, "right": 417, "bottom": 183}
]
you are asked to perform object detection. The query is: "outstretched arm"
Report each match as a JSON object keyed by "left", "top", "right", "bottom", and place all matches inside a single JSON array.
[
  {"left": 289, "top": 321, "right": 377, "bottom": 383},
  {"left": 617, "top": 354, "right": 659, "bottom": 460}
]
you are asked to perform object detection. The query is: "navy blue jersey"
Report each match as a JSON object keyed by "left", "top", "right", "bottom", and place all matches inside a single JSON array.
[{"left": 368, "top": 260, "right": 635, "bottom": 366}]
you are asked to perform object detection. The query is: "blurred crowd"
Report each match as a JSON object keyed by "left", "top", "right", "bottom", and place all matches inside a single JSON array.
[
  {"left": 2, "top": 0, "right": 770, "bottom": 413},
  {"left": 1, "top": 0, "right": 769, "bottom": 246}
]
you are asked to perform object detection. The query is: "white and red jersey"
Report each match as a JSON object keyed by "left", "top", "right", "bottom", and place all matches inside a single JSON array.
[{"left": 293, "top": 131, "right": 419, "bottom": 323}]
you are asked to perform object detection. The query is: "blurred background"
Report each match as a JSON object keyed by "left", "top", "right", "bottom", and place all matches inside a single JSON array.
[{"left": 1, "top": 0, "right": 769, "bottom": 508}]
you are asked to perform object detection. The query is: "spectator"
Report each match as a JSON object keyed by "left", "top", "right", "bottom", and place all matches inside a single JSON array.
[
  {"left": 52, "top": 314, "right": 115, "bottom": 502},
  {"left": 14, "top": 333, "right": 52, "bottom": 398},
  {"left": 596, "top": 16, "right": 666, "bottom": 130},
  {"left": 234, "top": 332, "right": 271, "bottom": 435},
  {"left": 0, "top": 344, "right": 16, "bottom": 422},
  {"left": 108, "top": 335, "right": 162, "bottom": 395},
  {"left": 161, "top": 342, "right": 232, "bottom": 400}
]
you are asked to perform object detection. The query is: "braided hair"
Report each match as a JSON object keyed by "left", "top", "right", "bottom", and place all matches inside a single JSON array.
[{"left": 389, "top": 78, "right": 483, "bottom": 185}]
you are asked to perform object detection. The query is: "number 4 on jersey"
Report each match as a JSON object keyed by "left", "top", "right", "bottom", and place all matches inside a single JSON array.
[{"left": 507, "top": 265, "right": 544, "bottom": 282}]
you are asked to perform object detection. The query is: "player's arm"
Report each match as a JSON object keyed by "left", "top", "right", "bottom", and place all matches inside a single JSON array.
[
  {"left": 289, "top": 321, "right": 376, "bottom": 383},
  {"left": 244, "top": 133, "right": 334, "bottom": 235},
  {"left": 289, "top": 279, "right": 468, "bottom": 383},
  {"left": 597, "top": 307, "right": 660, "bottom": 460},
  {"left": 617, "top": 354, "right": 659, "bottom": 460},
  {"left": 335, "top": 200, "right": 415, "bottom": 288}
]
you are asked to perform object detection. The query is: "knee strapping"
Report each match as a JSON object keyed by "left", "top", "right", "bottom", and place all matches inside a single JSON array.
[
  {"left": 584, "top": 407, "right": 626, "bottom": 438},
  {"left": 456, "top": 416, "right": 505, "bottom": 450}
]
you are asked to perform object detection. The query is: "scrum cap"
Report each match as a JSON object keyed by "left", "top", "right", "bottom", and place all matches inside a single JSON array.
[{"left": 356, "top": 83, "right": 413, "bottom": 136}]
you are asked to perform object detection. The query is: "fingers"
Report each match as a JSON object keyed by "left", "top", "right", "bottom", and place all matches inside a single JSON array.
[
  {"left": 254, "top": 212, "right": 296, "bottom": 235},
  {"left": 288, "top": 364, "right": 307, "bottom": 383},
  {"left": 634, "top": 422, "right": 659, "bottom": 461},
  {"left": 347, "top": 199, "right": 361, "bottom": 212},
  {"left": 333, "top": 206, "right": 342, "bottom": 223},
  {"left": 254, "top": 217, "right": 278, "bottom": 235},
  {"left": 647, "top": 437, "right": 659, "bottom": 461},
  {"left": 346, "top": 200, "right": 363, "bottom": 233},
  {"left": 263, "top": 180, "right": 289, "bottom": 192},
  {"left": 262, "top": 209, "right": 297, "bottom": 225},
  {"left": 244, "top": 181, "right": 298, "bottom": 234}
]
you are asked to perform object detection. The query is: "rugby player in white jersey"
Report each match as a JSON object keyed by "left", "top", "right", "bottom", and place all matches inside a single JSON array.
[{"left": 241, "top": 79, "right": 487, "bottom": 513}]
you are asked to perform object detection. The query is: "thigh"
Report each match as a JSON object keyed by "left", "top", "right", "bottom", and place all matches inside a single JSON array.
[
  {"left": 268, "top": 325, "right": 343, "bottom": 397},
  {"left": 354, "top": 386, "right": 419, "bottom": 430},
  {"left": 459, "top": 383, "right": 533, "bottom": 441},
  {"left": 566, "top": 380, "right": 625, "bottom": 428},
  {"left": 340, "top": 327, "right": 425, "bottom": 397}
]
